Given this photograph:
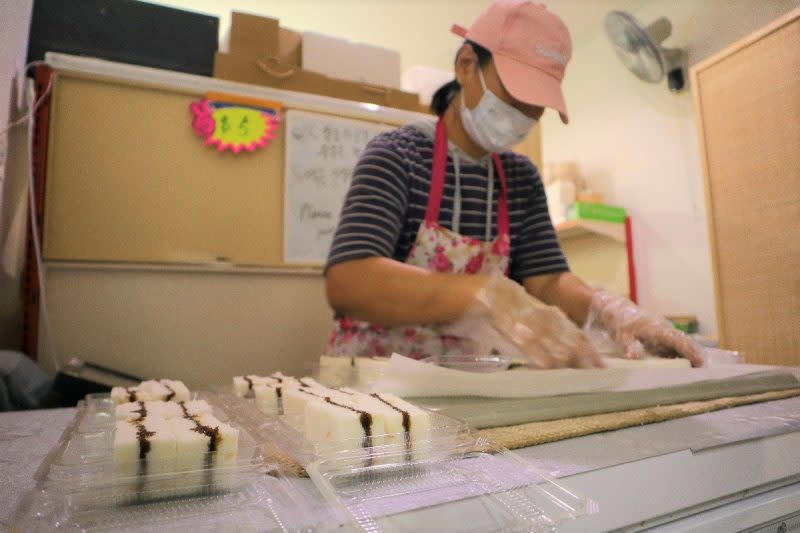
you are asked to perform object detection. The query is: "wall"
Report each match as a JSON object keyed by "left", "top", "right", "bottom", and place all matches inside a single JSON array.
[
  {"left": 40, "top": 266, "right": 332, "bottom": 389},
  {"left": 541, "top": 0, "right": 799, "bottom": 335}
]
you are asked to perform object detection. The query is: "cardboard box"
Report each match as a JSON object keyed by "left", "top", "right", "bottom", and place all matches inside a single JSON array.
[
  {"left": 214, "top": 52, "right": 328, "bottom": 95},
  {"left": 302, "top": 31, "right": 401, "bottom": 89},
  {"left": 222, "top": 12, "right": 300, "bottom": 65},
  {"left": 217, "top": 12, "right": 422, "bottom": 110},
  {"left": 214, "top": 52, "right": 422, "bottom": 112},
  {"left": 227, "top": 12, "right": 279, "bottom": 58},
  {"left": 327, "top": 79, "right": 420, "bottom": 111},
  {"left": 279, "top": 28, "right": 302, "bottom": 66}
]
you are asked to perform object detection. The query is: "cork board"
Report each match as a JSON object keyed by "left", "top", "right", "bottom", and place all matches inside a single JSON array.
[
  {"left": 42, "top": 74, "right": 415, "bottom": 268},
  {"left": 691, "top": 11, "right": 800, "bottom": 366},
  {"left": 43, "top": 76, "right": 285, "bottom": 265}
]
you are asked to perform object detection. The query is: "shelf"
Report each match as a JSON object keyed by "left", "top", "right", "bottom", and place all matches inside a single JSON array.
[{"left": 556, "top": 219, "right": 626, "bottom": 243}]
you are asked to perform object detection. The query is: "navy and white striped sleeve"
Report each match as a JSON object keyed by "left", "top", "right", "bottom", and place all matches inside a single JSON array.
[
  {"left": 325, "top": 133, "right": 410, "bottom": 271},
  {"left": 510, "top": 158, "right": 570, "bottom": 281}
]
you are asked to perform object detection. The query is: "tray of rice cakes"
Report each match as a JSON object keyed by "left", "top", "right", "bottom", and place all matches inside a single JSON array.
[
  {"left": 12, "top": 379, "right": 339, "bottom": 531},
  {"left": 222, "top": 372, "right": 591, "bottom": 532},
  {"left": 225, "top": 373, "right": 470, "bottom": 466},
  {"left": 35, "top": 379, "right": 271, "bottom": 505}
]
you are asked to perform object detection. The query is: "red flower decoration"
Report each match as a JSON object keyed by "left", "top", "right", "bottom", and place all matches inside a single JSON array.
[
  {"left": 431, "top": 252, "right": 452, "bottom": 272},
  {"left": 465, "top": 253, "right": 485, "bottom": 274}
]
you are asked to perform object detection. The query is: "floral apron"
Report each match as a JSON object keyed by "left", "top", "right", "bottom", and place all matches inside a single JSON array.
[{"left": 327, "top": 119, "right": 511, "bottom": 359}]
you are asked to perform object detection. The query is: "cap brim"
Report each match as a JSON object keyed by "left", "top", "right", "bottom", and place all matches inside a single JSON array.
[
  {"left": 494, "top": 54, "right": 569, "bottom": 124},
  {"left": 451, "top": 24, "right": 468, "bottom": 38}
]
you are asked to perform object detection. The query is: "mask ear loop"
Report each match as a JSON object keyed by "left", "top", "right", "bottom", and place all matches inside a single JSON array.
[
  {"left": 477, "top": 67, "right": 488, "bottom": 93},
  {"left": 461, "top": 65, "right": 488, "bottom": 111}
]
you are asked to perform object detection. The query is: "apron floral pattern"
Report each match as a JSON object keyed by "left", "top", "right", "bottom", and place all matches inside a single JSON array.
[{"left": 327, "top": 119, "right": 511, "bottom": 359}]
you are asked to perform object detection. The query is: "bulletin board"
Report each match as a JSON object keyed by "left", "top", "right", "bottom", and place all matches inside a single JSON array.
[{"left": 42, "top": 73, "right": 407, "bottom": 267}]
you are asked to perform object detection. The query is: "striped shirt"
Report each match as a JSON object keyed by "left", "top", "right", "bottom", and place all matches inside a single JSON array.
[{"left": 325, "top": 122, "right": 569, "bottom": 282}]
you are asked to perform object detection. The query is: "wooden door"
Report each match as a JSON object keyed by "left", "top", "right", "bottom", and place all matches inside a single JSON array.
[{"left": 691, "top": 10, "right": 800, "bottom": 365}]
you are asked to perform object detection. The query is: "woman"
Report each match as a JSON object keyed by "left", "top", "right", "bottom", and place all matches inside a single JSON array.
[{"left": 324, "top": 0, "right": 702, "bottom": 368}]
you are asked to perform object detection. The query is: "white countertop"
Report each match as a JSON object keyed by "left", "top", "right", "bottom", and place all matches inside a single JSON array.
[{"left": 3, "top": 398, "right": 800, "bottom": 531}]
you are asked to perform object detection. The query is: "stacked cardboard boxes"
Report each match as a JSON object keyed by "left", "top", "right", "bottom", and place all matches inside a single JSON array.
[{"left": 215, "top": 13, "right": 425, "bottom": 113}]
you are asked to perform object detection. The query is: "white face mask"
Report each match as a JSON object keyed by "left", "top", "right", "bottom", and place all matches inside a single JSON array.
[{"left": 460, "top": 69, "right": 537, "bottom": 153}]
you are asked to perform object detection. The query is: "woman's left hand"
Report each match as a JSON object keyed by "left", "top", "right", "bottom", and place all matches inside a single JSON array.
[{"left": 587, "top": 291, "right": 704, "bottom": 367}]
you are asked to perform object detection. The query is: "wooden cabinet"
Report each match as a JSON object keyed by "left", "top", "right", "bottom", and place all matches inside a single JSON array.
[{"left": 691, "top": 9, "right": 800, "bottom": 365}]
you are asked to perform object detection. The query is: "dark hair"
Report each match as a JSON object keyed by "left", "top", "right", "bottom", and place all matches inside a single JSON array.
[{"left": 429, "top": 40, "right": 493, "bottom": 116}]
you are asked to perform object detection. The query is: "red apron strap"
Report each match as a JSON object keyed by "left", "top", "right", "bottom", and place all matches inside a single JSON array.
[
  {"left": 492, "top": 153, "right": 510, "bottom": 237},
  {"left": 426, "top": 119, "right": 510, "bottom": 238},
  {"left": 424, "top": 119, "right": 449, "bottom": 224}
]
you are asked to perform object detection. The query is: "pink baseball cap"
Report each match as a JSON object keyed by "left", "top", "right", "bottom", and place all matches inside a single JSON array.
[{"left": 452, "top": 0, "right": 572, "bottom": 124}]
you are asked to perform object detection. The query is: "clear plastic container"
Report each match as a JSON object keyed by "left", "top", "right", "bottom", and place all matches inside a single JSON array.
[
  {"left": 35, "top": 392, "right": 269, "bottom": 504},
  {"left": 268, "top": 410, "right": 471, "bottom": 469},
  {"left": 316, "top": 355, "right": 390, "bottom": 390},
  {"left": 420, "top": 354, "right": 513, "bottom": 373},
  {"left": 702, "top": 347, "right": 743, "bottom": 365},
  {"left": 306, "top": 436, "right": 591, "bottom": 532},
  {"left": 12, "top": 464, "right": 324, "bottom": 532}
]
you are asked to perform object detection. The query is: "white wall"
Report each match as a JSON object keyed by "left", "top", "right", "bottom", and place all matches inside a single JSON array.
[{"left": 541, "top": 0, "right": 798, "bottom": 335}]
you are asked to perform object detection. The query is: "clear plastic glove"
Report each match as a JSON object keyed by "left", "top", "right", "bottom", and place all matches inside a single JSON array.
[
  {"left": 444, "top": 275, "right": 604, "bottom": 369},
  {"left": 585, "top": 291, "right": 704, "bottom": 367}
]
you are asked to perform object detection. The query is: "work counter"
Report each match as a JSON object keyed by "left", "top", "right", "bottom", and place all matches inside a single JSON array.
[{"left": 3, "top": 397, "right": 800, "bottom": 531}]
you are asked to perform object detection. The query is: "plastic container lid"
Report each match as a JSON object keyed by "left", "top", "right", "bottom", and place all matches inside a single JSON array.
[
  {"left": 12, "top": 465, "right": 321, "bottom": 532},
  {"left": 307, "top": 436, "right": 591, "bottom": 532},
  {"left": 420, "top": 354, "right": 513, "bottom": 373},
  {"left": 35, "top": 392, "right": 267, "bottom": 505},
  {"left": 268, "top": 409, "right": 471, "bottom": 469}
]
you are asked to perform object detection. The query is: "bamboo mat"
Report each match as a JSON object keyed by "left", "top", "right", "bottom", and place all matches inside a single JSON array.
[{"left": 476, "top": 388, "right": 800, "bottom": 450}]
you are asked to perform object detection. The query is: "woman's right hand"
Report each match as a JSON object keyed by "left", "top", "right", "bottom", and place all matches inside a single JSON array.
[{"left": 445, "top": 275, "right": 604, "bottom": 369}]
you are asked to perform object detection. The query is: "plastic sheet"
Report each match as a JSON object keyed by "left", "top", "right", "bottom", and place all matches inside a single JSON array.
[{"left": 307, "top": 437, "right": 591, "bottom": 532}]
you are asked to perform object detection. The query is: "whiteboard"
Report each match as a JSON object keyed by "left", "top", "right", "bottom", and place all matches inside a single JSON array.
[{"left": 283, "top": 110, "right": 394, "bottom": 264}]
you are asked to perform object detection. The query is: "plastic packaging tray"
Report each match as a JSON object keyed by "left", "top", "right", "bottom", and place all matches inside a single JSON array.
[
  {"left": 269, "top": 409, "right": 471, "bottom": 468},
  {"left": 35, "top": 392, "right": 268, "bottom": 504},
  {"left": 316, "top": 355, "right": 390, "bottom": 389},
  {"left": 209, "top": 387, "right": 284, "bottom": 431},
  {"left": 307, "top": 436, "right": 590, "bottom": 532},
  {"left": 12, "top": 464, "right": 327, "bottom": 532},
  {"left": 214, "top": 383, "right": 285, "bottom": 417},
  {"left": 420, "top": 354, "right": 513, "bottom": 373}
]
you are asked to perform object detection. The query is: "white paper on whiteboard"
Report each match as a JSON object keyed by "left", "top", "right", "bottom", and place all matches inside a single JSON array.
[{"left": 283, "top": 110, "right": 393, "bottom": 264}]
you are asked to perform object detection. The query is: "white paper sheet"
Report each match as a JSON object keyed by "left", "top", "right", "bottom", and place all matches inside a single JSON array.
[{"left": 371, "top": 354, "right": 797, "bottom": 398}]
